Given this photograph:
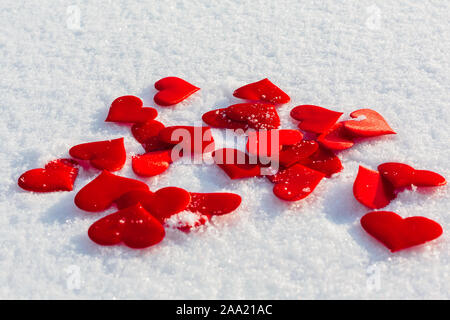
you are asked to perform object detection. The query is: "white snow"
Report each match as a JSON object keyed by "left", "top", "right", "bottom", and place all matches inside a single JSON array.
[{"left": 0, "top": 0, "right": 449, "bottom": 299}]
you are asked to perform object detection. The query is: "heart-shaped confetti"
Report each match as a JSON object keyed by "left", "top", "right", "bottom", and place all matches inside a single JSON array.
[
  {"left": 317, "top": 122, "right": 354, "bottom": 150},
  {"left": 212, "top": 148, "right": 262, "bottom": 179},
  {"left": 154, "top": 77, "right": 200, "bottom": 106},
  {"left": 75, "top": 170, "right": 149, "bottom": 212},
  {"left": 361, "top": 211, "right": 443, "bottom": 252},
  {"left": 233, "top": 78, "right": 290, "bottom": 104},
  {"left": 132, "top": 150, "right": 173, "bottom": 177},
  {"left": 131, "top": 119, "right": 165, "bottom": 144},
  {"left": 278, "top": 140, "right": 319, "bottom": 168},
  {"left": 290, "top": 105, "right": 343, "bottom": 134},
  {"left": 297, "top": 147, "right": 343, "bottom": 177},
  {"left": 202, "top": 108, "right": 249, "bottom": 130},
  {"left": 105, "top": 95, "right": 157, "bottom": 123},
  {"left": 115, "top": 187, "right": 191, "bottom": 223},
  {"left": 343, "top": 109, "right": 396, "bottom": 137},
  {"left": 187, "top": 192, "right": 242, "bottom": 216},
  {"left": 268, "top": 164, "right": 325, "bottom": 201},
  {"left": 18, "top": 159, "right": 78, "bottom": 192},
  {"left": 353, "top": 165, "right": 396, "bottom": 209},
  {"left": 69, "top": 138, "right": 126, "bottom": 172},
  {"left": 88, "top": 203, "right": 165, "bottom": 249},
  {"left": 246, "top": 129, "right": 304, "bottom": 158},
  {"left": 378, "top": 162, "right": 446, "bottom": 188},
  {"left": 225, "top": 103, "right": 281, "bottom": 130}
]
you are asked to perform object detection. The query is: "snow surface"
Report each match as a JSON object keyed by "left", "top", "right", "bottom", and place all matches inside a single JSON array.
[{"left": 0, "top": 0, "right": 449, "bottom": 299}]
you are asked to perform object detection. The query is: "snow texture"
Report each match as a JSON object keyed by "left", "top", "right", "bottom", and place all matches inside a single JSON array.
[{"left": 0, "top": 0, "right": 449, "bottom": 299}]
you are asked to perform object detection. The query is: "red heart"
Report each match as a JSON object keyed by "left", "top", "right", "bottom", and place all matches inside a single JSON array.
[
  {"left": 353, "top": 166, "right": 396, "bottom": 209},
  {"left": 290, "top": 105, "right": 343, "bottom": 134},
  {"left": 187, "top": 192, "right": 242, "bottom": 216},
  {"left": 343, "top": 109, "right": 396, "bottom": 137},
  {"left": 75, "top": 170, "right": 149, "bottom": 212},
  {"left": 158, "top": 126, "right": 215, "bottom": 155},
  {"left": 361, "top": 211, "right": 443, "bottom": 252},
  {"left": 69, "top": 138, "right": 126, "bottom": 172},
  {"left": 378, "top": 162, "right": 446, "bottom": 188},
  {"left": 18, "top": 159, "right": 78, "bottom": 192},
  {"left": 246, "top": 129, "right": 303, "bottom": 158},
  {"left": 233, "top": 78, "right": 290, "bottom": 104},
  {"left": 132, "top": 150, "right": 173, "bottom": 177},
  {"left": 178, "top": 192, "right": 242, "bottom": 232},
  {"left": 225, "top": 103, "right": 281, "bottom": 130},
  {"left": 105, "top": 95, "right": 157, "bottom": 123},
  {"left": 202, "top": 108, "right": 249, "bottom": 130},
  {"left": 131, "top": 119, "right": 165, "bottom": 144},
  {"left": 115, "top": 187, "right": 191, "bottom": 223},
  {"left": 212, "top": 148, "right": 262, "bottom": 179},
  {"left": 317, "top": 122, "right": 354, "bottom": 150},
  {"left": 88, "top": 203, "right": 165, "bottom": 249},
  {"left": 297, "top": 147, "right": 343, "bottom": 177},
  {"left": 278, "top": 140, "right": 319, "bottom": 168},
  {"left": 267, "top": 164, "right": 325, "bottom": 201},
  {"left": 154, "top": 77, "right": 200, "bottom": 106}
]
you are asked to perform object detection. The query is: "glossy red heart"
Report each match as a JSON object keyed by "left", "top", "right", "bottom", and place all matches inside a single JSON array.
[
  {"left": 353, "top": 166, "right": 396, "bottom": 209},
  {"left": 158, "top": 126, "right": 215, "bottom": 155},
  {"left": 267, "top": 164, "right": 325, "bottom": 201},
  {"left": 105, "top": 95, "right": 157, "bottom": 123},
  {"left": 212, "top": 148, "right": 261, "bottom": 179},
  {"left": 290, "top": 105, "right": 343, "bottom": 134},
  {"left": 343, "top": 109, "right": 396, "bottom": 137},
  {"left": 246, "top": 129, "right": 303, "bottom": 158},
  {"left": 69, "top": 138, "right": 126, "bottom": 171},
  {"left": 278, "top": 140, "right": 319, "bottom": 168},
  {"left": 131, "top": 119, "right": 165, "bottom": 144},
  {"left": 187, "top": 192, "right": 242, "bottom": 216},
  {"left": 297, "top": 147, "right": 343, "bottom": 177},
  {"left": 233, "top": 78, "right": 290, "bottom": 104},
  {"left": 18, "top": 159, "right": 78, "bottom": 192},
  {"left": 317, "top": 122, "right": 354, "bottom": 150},
  {"left": 154, "top": 77, "right": 200, "bottom": 106},
  {"left": 88, "top": 203, "right": 165, "bottom": 249},
  {"left": 202, "top": 108, "right": 249, "bottom": 130},
  {"left": 177, "top": 192, "right": 243, "bottom": 232},
  {"left": 225, "top": 103, "right": 281, "bottom": 130},
  {"left": 132, "top": 150, "right": 173, "bottom": 177},
  {"left": 75, "top": 170, "right": 149, "bottom": 212},
  {"left": 115, "top": 187, "right": 191, "bottom": 223},
  {"left": 378, "top": 162, "right": 446, "bottom": 188},
  {"left": 361, "top": 211, "right": 443, "bottom": 252}
]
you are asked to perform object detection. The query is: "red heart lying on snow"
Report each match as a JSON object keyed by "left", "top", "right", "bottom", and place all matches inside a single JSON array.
[
  {"left": 290, "top": 105, "right": 343, "bottom": 134},
  {"left": 278, "top": 140, "right": 319, "bottom": 168},
  {"left": 88, "top": 203, "right": 165, "bottom": 249},
  {"left": 69, "top": 137, "right": 126, "bottom": 172},
  {"left": 267, "top": 163, "right": 325, "bottom": 201},
  {"left": 105, "top": 95, "right": 157, "bottom": 123},
  {"left": 246, "top": 129, "right": 303, "bottom": 158},
  {"left": 132, "top": 150, "right": 173, "bottom": 177},
  {"left": 353, "top": 165, "right": 396, "bottom": 209},
  {"left": 317, "top": 122, "right": 354, "bottom": 151},
  {"left": 158, "top": 126, "right": 215, "bottom": 155},
  {"left": 75, "top": 170, "right": 149, "bottom": 212},
  {"left": 296, "top": 147, "right": 343, "bottom": 177},
  {"left": 18, "top": 159, "right": 79, "bottom": 192},
  {"left": 361, "top": 211, "right": 443, "bottom": 252},
  {"left": 343, "top": 109, "right": 395, "bottom": 137},
  {"left": 378, "top": 162, "right": 446, "bottom": 188},
  {"left": 154, "top": 77, "right": 200, "bottom": 106},
  {"left": 202, "top": 103, "right": 280, "bottom": 130},
  {"left": 212, "top": 148, "right": 262, "bottom": 179},
  {"left": 233, "top": 78, "right": 290, "bottom": 104},
  {"left": 115, "top": 187, "right": 191, "bottom": 223}
]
